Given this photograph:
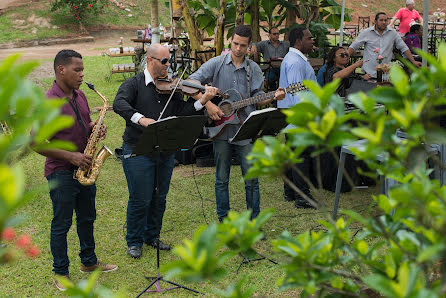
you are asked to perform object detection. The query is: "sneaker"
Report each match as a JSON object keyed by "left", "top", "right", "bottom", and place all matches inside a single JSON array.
[
  {"left": 80, "top": 261, "right": 118, "bottom": 273},
  {"left": 54, "top": 274, "right": 70, "bottom": 291}
]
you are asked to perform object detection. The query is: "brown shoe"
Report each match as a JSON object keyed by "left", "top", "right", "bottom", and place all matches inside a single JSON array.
[
  {"left": 80, "top": 261, "right": 118, "bottom": 273},
  {"left": 54, "top": 274, "right": 70, "bottom": 291}
]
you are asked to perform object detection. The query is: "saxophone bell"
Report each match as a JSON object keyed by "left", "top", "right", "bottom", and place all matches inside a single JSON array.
[{"left": 74, "top": 82, "right": 112, "bottom": 186}]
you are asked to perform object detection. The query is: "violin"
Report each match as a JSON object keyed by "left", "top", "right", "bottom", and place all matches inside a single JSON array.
[{"left": 155, "top": 77, "right": 228, "bottom": 98}]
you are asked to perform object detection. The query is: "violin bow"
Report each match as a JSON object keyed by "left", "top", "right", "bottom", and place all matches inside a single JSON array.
[{"left": 157, "top": 63, "right": 190, "bottom": 121}]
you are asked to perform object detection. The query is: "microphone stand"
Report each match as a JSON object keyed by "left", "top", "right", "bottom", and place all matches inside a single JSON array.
[{"left": 136, "top": 64, "right": 202, "bottom": 296}]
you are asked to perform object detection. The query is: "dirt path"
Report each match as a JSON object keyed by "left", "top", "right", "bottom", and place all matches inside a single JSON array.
[
  {"left": 0, "top": 0, "right": 30, "bottom": 10},
  {"left": 0, "top": 30, "right": 137, "bottom": 61}
]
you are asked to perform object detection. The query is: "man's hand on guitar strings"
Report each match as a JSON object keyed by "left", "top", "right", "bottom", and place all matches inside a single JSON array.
[{"left": 274, "top": 88, "right": 286, "bottom": 101}]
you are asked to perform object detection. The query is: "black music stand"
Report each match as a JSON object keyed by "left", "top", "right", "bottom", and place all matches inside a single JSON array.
[
  {"left": 229, "top": 108, "right": 287, "bottom": 272},
  {"left": 134, "top": 115, "right": 207, "bottom": 297},
  {"left": 229, "top": 108, "right": 287, "bottom": 143}
]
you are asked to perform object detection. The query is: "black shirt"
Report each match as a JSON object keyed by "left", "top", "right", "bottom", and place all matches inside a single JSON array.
[
  {"left": 113, "top": 72, "right": 201, "bottom": 145},
  {"left": 325, "top": 66, "right": 361, "bottom": 97}
]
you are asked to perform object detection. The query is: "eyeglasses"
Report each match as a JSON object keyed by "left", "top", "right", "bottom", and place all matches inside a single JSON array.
[
  {"left": 270, "top": 32, "right": 279, "bottom": 35},
  {"left": 336, "top": 53, "right": 349, "bottom": 58},
  {"left": 151, "top": 56, "right": 169, "bottom": 64}
]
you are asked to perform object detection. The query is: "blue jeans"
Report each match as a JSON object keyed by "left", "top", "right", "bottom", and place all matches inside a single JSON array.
[
  {"left": 213, "top": 140, "right": 260, "bottom": 221},
  {"left": 122, "top": 143, "right": 175, "bottom": 247},
  {"left": 46, "top": 170, "right": 97, "bottom": 275}
]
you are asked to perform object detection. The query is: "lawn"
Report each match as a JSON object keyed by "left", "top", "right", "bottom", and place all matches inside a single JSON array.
[
  {"left": 0, "top": 0, "right": 171, "bottom": 44},
  {"left": 0, "top": 55, "right": 379, "bottom": 296}
]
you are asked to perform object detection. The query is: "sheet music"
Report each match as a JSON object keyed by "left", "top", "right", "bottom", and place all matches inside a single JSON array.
[{"left": 229, "top": 108, "right": 285, "bottom": 143}]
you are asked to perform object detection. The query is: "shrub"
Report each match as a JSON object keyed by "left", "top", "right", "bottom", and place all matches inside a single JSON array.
[{"left": 51, "top": 0, "right": 108, "bottom": 21}]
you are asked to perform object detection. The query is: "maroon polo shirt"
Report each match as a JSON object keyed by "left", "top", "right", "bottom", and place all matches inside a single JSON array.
[{"left": 44, "top": 81, "right": 92, "bottom": 177}]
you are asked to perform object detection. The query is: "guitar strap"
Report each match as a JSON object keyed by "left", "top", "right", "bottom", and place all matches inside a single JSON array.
[{"left": 245, "top": 59, "right": 251, "bottom": 98}]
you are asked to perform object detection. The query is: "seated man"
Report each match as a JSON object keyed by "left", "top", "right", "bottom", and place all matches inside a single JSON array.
[
  {"left": 348, "top": 12, "right": 421, "bottom": 78},
  {"left": 250, "top": 27, "right": 290, "bottom": 89}
]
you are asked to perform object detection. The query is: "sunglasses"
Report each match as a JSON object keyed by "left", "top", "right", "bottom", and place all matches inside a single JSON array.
[
  {"left": 151, "top": 56, "right": 169, "bottom": 64},
  {"left": 270, "top": 32, "right": 279, "bottom": 35},
  {"left": 337, "top": 53, "right": 349, "bottom": 58}
]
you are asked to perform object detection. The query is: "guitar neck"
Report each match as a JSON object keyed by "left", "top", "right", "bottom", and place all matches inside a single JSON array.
[
  {"left": 230, "top": 83, "right": 305, "bottom": 110},
  {"left": 231, "top": 91, "right": 277, "bottom": 110}
]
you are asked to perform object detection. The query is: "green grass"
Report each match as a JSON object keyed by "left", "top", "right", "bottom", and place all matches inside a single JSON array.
[
  {"left": 0, "top": 55, "right": 380, "bottom": 296},
  {"left": 0, "top": 0, "right": 171, "bottom": 44}
]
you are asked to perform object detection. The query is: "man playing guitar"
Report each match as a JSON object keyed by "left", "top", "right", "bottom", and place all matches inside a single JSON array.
[{"left": 189, "top": 25, "right": 285, "bottom": 223}]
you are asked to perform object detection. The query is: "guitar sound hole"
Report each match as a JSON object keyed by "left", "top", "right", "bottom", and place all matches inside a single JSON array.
[{"left": 220, "top": 102, "right": 233, "bottom": 115}]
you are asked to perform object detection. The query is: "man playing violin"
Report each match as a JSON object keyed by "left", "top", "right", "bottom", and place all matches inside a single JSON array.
[
  {"left": 113, "top": 44, "right": 218, "bottom": 259},
  {"left": 189, "top": 25, "right": 285, "bottom": 224}
]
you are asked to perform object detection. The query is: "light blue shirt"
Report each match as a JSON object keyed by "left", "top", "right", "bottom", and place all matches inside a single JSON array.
[{"left": 278, "top": 47, "right": 316, "bottom": 109}]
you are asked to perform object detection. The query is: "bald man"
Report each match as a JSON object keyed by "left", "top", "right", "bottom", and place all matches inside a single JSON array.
[{"left": 113, "top": 44, "right": 218, "bottom": 258}]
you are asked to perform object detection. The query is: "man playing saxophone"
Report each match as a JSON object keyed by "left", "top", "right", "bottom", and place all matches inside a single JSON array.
[{"left": 36, "top": 50, "right": 117, "bottom": 291}]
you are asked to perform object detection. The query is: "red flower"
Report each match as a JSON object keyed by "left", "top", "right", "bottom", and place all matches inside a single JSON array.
[
  {"left": 1, "top": 227, "right": 15, "bottom": 241},
  {"left": 26, "top": 246, "right": 40, "bottom": 258},
  {"left": 74, "top": 5, "right": 78, "bottom": 9},
  {"left": 77, "top": 16, "right": 81, "bottom": 19},
  {"left": 16, "top": 234, "right": 31, "bottom": 248},
  {"left": 89, "top": 4, "right": 92, "bottom": 7}
]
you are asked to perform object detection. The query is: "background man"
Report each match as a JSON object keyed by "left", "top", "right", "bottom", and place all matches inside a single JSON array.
[
  {"left": 113, "top": 44, "right": 217, "bottom": 259},
  {"left": 250, "top": 27, "right": 290, "bottom": 89},
  {"left": 348, "top": 12, "right": 422, "bottom": 78},
  {"left": 389, "top": 0, "right": 421, "bottom": 35},
  {"left": 278, "top": 26, "right": 318, "bottom": 209},
  {"left": 189, "top": 25, "right": 284, "bottom": 223},
  {"left": 38, "top": 49, "right": 117, "bottom": 291}
]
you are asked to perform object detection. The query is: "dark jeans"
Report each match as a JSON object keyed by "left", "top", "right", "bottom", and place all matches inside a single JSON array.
[
  {"left": 122, "top": 143, "right": 175, "bottom": 247},
  {"left": 213, "top": 140, "right": 260, "bottom": 221},
  {"left": 47, "top": 170, "right": 97, "bottom": 276}
]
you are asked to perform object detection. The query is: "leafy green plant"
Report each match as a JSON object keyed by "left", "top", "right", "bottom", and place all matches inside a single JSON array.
[
  {"left": 165, "top": 209, "right": 273, "bottom": 290},
  {"left": 0, "top": 54, "right": 126, "bottom": 297},
  {"left": 246, "top": 44, "right": 446, "bottom": 296},
  {"left": 164, "top": 43, "right": 446, "bottom": 297},
  {"left": 56, "top": 270, "right": 126, "bottom": 297},
  {"left": 0, "top": 54, "right": 74, "bottom": 264}
]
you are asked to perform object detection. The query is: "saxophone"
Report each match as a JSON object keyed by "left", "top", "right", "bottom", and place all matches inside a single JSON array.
[{"left": 75, "top": 82, "right": 113, "bottom": 186}]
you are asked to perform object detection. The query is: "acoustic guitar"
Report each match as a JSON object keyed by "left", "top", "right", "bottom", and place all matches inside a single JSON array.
[{"left": 206, "top": 83, "right": 307, "bottom": 139}]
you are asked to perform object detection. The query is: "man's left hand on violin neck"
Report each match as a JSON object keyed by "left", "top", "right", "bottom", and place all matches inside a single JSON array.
[{"left": 198, "top": 85, "right": 219, "bottom": 106}]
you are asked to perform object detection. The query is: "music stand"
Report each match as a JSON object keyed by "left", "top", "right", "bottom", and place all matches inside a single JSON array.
[
  {"left": 134, "top": 115, "right": 207, "bottom": 297},
  {"left": 229, "top": 108, "right": 287, "bottom": 272},
  {"left": 229, "top": 108, "right": 287, "bottom": 143}
]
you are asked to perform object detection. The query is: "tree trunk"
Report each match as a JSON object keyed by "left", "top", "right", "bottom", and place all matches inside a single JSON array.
[
  {"left": 235, "top": 0, "right": 245, "bottom": 25},
  {"left": 151, "top": 0, "right": 159, "bottom": 28},
  {"left": 215, "top": 0, "right": 226, "bottom": 55},
  {"left": 249, "top": 0, "right": 260, "bottom": 43},
  {"left": 285, "top": 0, "right": 297, "bottom": 41},
  {"left": 179, "top": 0, "right": 202, "bottom": 51}
]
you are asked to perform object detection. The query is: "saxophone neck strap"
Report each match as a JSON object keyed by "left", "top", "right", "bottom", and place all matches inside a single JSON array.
[{"left": 67, "top": 93, "right": 89, "bottom": 139}]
